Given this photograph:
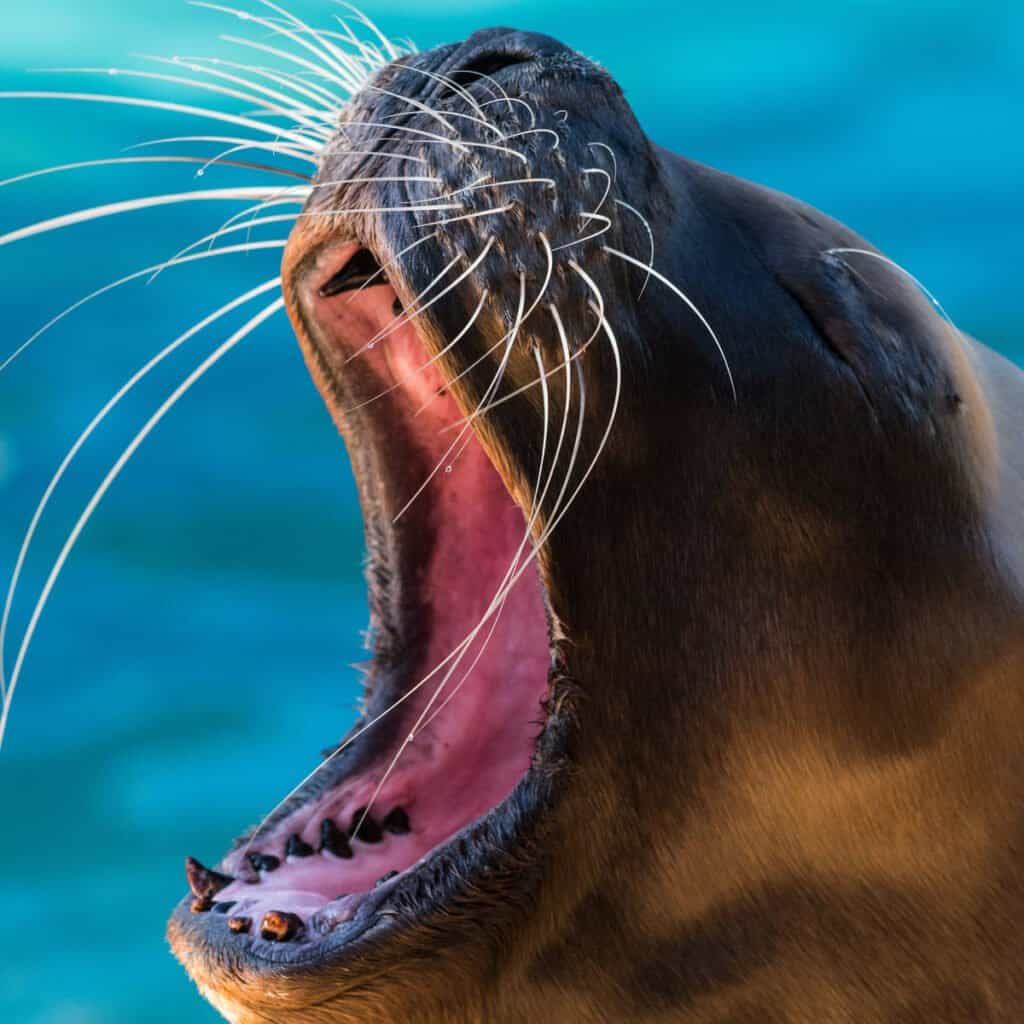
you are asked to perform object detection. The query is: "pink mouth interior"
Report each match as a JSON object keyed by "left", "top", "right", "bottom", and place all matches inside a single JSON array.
[{"left": 211, "top": 245, "right": 550, "bottom": 938}]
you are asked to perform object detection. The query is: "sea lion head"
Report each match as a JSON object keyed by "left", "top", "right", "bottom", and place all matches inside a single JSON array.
[{"left": 168, "top": 24, "right": 1022, "bottom": 1024}]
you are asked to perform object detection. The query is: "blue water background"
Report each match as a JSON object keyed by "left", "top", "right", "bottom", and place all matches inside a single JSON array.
[{"left": 0, "top": 1, "right": 1021, "bottom": 1020}]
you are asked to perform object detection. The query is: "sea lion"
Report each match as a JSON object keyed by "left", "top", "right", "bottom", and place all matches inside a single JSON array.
[{"left": 166, "top": 25, "right": 1024, "bottom": 1024}]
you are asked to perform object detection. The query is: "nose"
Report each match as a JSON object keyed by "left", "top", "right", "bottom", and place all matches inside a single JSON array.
[{"left": 431, "top": 27, "right": 576, "bottom": 92}]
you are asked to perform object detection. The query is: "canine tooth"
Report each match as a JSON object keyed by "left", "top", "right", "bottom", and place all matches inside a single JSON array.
[
  {"left": 227, "top": 916, "right": 251, "bottom": 934},
  {"left": 375, "top": 871, "right": 398, "bottom": 887},
  {"left": 286, "top": 834, "right": 314, "bottom": 859},
  {"left": 247, "top": 852, "right": 281, "bottom": 873},
  {"left": 212, "top": 901, "right": 236, "bottom": 914},
  {"left": 190, "top": 897, "right": 213, "bottom": 914},
  {"left": 260, "top": 911, "right": 304, "bottom": 942},
  {"left": 348, "top": 808, "right": 383, "bottom": 843},
  {"left": 319, "top": 819, "right": 353, "bottom": 859},
  {"left": 381, "top": 807, "right": 411, "bottom": 835},
  {"left": 185, "top": 856, "right": 233, "bottom": 899}
]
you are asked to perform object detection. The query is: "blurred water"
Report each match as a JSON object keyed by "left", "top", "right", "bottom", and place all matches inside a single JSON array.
[{"left": 0, "top": 1, "right": 1021, "bottom": 1020}]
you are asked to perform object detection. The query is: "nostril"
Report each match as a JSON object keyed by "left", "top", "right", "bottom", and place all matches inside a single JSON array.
[
  {"left": 438, "top": 50, "right": 534, "bottom": 100},
  {"left": 458, "top": 51, "right": 533, "bottom": 82}
]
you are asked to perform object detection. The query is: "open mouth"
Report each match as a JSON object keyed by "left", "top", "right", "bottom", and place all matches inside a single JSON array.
[{"left": 177, "top": 241, "right": 556, "bottom": 959}]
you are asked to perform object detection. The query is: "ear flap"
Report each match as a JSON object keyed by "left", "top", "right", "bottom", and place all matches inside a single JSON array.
[{"left": 774, "top": 250, "right": 962, "bottom": 427}]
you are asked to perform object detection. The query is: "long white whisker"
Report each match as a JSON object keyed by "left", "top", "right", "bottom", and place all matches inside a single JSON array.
[
  {"left": 505, "top": 127, "right": 559, "bottom": 149},
  {"left": 0, "top": 240, "right": 286, "bottom": 374},
  {"left": 417, "top": 203, "right": 514, "bottom": 229},
  {"left": 582, "top": 166, "right": 613, "bottom": 216},
  {"left": 158, "top": 178, "right": 439, "bottom": 274},
  {"left": 341, "top": 290, "right": 487, "bottom": 413},
  {"left": 192, "top": 3, "right": 360, "bottom": 92},
  {"left": 0, "top": 278, "right": 281, "bottom": 698},
  {"left": 442, "top": 177, "right": 556, "bottom": 200},
  {"left": 0, "top": 187, "right": 308, "bottom": 248},
  {"left": 390, "top": 65, "right": 491, "bottom": 124},
  {"left": 0, "top": 155, "right": 310, "bottom": 190},
  {"left": 126, "top": 134, "right": 317, "bottom": 167},
  {"left": 344, "top": 249, "right": 464, "bottom": 364},
  {"left": 240, "top": 281, "right": 527, "bottom": 856},
  {"left": 588, "top": 142, "right": 618, "bottom": 183},
  {"left": 393, "top": 273, "right": 527, "bottom": 523},
  {"left": 0, "top": 296, "right": 286, "bottom": 749},
  {"left": 142, "top": 53, "right": 338, "bottom": 122},
  {"left": 823, "top": 247, "right": 955, "bottom": 323},
  {"left": 603, "top": 245, "right": 737, "bottom": 402},
  {"left": 166, "top": 54, "right": 342, "bottom": 113},
  {"left": 419, "top": 325, "right": 574, "bottom": 732},
  {"left": 479, "top": 96, "right": 537, "bottom": 126},
  {"left": 218, "top": 34, "right": 353, "bottom": 100},
  {"left": 551, "top": 211, "right": 612, "bottom": 251},
  {"left": 349, "top": 281, "right": 544, "bottom": 837},
  {"left": 0, "top": 92, "right": 318, "bottom": 151},
  {"left": 251, "top": 0, "right": 373, "bottom": 87},
  {"left": 341, "top": 119, "right": 471, "bottom": 154},
  {"left": 335, "top": 2, "right": 402, "bottom": 61},
  {"left": 35, "top": 66, "right": 333, "bottom": 137},
  {"left": 343, "top": 231, "right": 438, "bottom": 302},
  {"left": 346, "top": 239, "right": 494, "bottom": 362},
  {"left": 612, "top": 199, "right": 654, "bottom": 297}
]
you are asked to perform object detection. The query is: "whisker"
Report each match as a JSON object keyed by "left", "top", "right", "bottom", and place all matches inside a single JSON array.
[
  {"left": 504, "top": 127, "right": 560, "bottom": 149},
  {"left": 126, "top": 134, "right": 318, "bottom": 167},
  {"left": 363, "top": 85, "right": 485, "bottom": 138},
  {"left": 0, "top": 186, "right": 309, "bottom": 248},
  {"left": 603, "top": 245, "right": 737, "bottom": 402},
  {"left": 612, "top": 199, "right": 654, "bottom": 297},
  {"left": 192, "top": 3, "right": 361, "bottom": 92},
  {"left": 391, "top": 65, "right": 492, "bottom": 125},
  {"left": 416, "top": 203, "right": 515, "bottom": 229},
  {"left": 0, "top": 155, "right": 311, "bottom": 190},
  {"left": 411, "top": 232, "right": 555, "bottom": 419},
  {"left": 479, "top": 96, "right": 537, "bottom": 127},
  {"left": 252, "top": 0, "right": 376, "bottom": 86},
  {"left": 218, "top": 34, "right": 355, "bottom": 100},
  {"left": 551, "top": 211, "right": 612, "bottom": 251},
  {"left": 823, "top": 247, "right": 955, "bottom": 323},
  {"left": 0, "top": 240, "right": 287, "bottom": 374},
  {"left": 34, "top": 66, "right": 333, "bottom": 137},
  {"left": 587, "top": 142, "right": 618, "bottom": 183},
  {"left": 241, "top": 281, "right": 527, "bottom": 856},
  {"left": 442, "top": 177, "right": 556, "bottom": 200},
  {"left": 0, "top": 91, "right": 318, "bottom": 151},
  {"left": 341, "top": 119, "right": 471, "bottom": 155},
  {"left": 165, "top": 54, "right": 343, "bottom": 113},
  {"left": 333, "top": 1, "right": 403, "bottom": 62},
  {"left": 345, "top": 239, "right": 495, "bottom": 362},
  {"left": 343, "top": 231, "right": 438, "bottom": 301},
  {"left": 418, "top": 334, "right": 573, "bottom": 733},
  {"left": 343, "top": 251, "right": 464, "bottom": 363},
  {"left": 392, "top": 274, "right": 526, "bottom": 524},
  {"left": 0, "top": 295, "right": 286, "bottom": 749},
  {"left": 341, "top": 290, "right": 487, "bottom": 413},
  {"left": 347, "top": 280, "right": 540, "bottom": 837},
  {"left": 141, "top": 53, "right": 338, "bottom": 122},
  {"left": 0, "top": 278, "right": 281, "bottom": 699}
]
